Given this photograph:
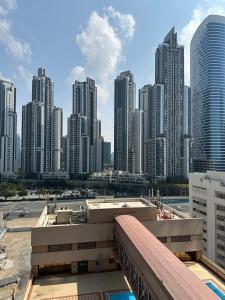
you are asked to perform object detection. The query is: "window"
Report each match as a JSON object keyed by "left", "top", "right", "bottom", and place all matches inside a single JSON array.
[
  {"left": 217, "top": 224, "right": 225, "bottom": 231},
  {"left": 77, "top": 242, "right": 96, "bottom": 250},
  {"left": 215, "top": 191, "right": 225, "bottom": 200},
  {"left": 217, "top": 244, "right": 225, "bottom": 251},
  {"left": 48, "top": 244, "right": 72, "bottom": 252},
  {"left": 158, "top": 236, "right": 167, "bottom": 243},
  {"left": 171, "top": 235, "right": 190, "bottom": 242},
  {"left": 192, "top": 186, "right": 207, "bottom": 195},
  {"left": 108, "top": 258, "right": 115, "bottom": 264}
]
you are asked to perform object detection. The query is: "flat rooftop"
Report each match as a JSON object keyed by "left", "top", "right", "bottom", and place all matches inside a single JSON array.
[
  {"left": 87, "top": 200, "right": 148, "bottom": 210},
  {"left": 28, "top": 263, "right": 225, "bottom": 300},
  {"left": 186, "top": 261, "right": 225, "bottom": 293},
  {"left": 29, "top": 270, "right": 130, "bottom": 300}
]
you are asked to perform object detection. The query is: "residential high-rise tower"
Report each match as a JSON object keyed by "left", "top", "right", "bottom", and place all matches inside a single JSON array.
[
  {"left": 155, "top": 27, "right": 184, "bottom": 178},
  {"left": 0, "top": 79, "right": 17, "bottom": 175},
  {"left": 114, "top": 71, "right": 135, "bottom": 172}
]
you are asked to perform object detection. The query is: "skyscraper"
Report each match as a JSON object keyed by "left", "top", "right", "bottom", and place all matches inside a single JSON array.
[
  {"left": 21, "top": 101, "right": 45, "bottom": 175},
  {"left": 114, "top": 71, "right": 136, "bottom": 172},
  {"left": 155, "top": 27, "right": 184, "bottom": 178},
  {"left": 72, "top": 78, "right": 97, "bottom": 173},
  {"left": 145, "top": 84, "right": 166, "bottom": 179},
  {"left": 21, "top": 68, "right": 62, "bottom": 177},
  {"left": 103, "top": 142, "right": 111, "bottom": 167},
  {"left": 0, "top": 79, "right": 17, "bottom": 175},
  {"left": 95, "top": 119, "right": 104, "bottom": 172},
  {"left": 51, "top": 107, "right": 63, "bottom": 172},
  {"left": 132, "top": 109, "right": 143, "bottom": 174},
  {"left": 32, "top": 67, "right": 54, "bottom": 173},
  {"left": 68, "top": 114, "right": 88, "bottom": 175},
  {"left": 61, "top": 135, "right": 68, "bottom": 172},
  {"left": 16, "top": 134, "right": 21, "bottom": 171},
  {"left": 191, "top": 15, "right": 225, "bottom": 172},
  {"left": 139, "top": 84, "right": 151, "bottom": 173},
  {"left": 183, "top": 86, "right": 192, "bottom": 177}
]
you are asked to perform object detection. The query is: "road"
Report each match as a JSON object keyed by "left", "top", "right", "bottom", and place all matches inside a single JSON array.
[{"left": 0, "top": 199, "right": 87, "bottom": 218}]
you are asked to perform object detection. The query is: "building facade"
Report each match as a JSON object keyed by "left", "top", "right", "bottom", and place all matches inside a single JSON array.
[
  {"left": 189, "top": 171, "right": 225, "bottom": 269},
  {"left": 183, "top": 86, "right": 192, "bottom": 178},
  {"left": 114, "top": 71, "right": 135, "bottom": 173},
  {"left": 103, "top": 142, "right": 111, "bottom": 168},
  {"left": 21, "top": 68, "right": 62, "bottom": 177},
  {"left": 191, "top": 15, "right": 225, "bottom": 172},
  {"left": 21, "top": 101, "right": 45, "bottom": 176},
  {"left": 139, "top": 84, "right": 151, "bottom": 173},
  {"left": 51, "top": 107, "right": 63, "bottom": 172},
  {"left": 31, "top": 197, "right": 203, "bottom": 278},
  {"left": 72, "top": 78, "right": 97, "bottom": 174},
  {"left": 0, "top": 79, "right": 17, "bottom": 176},
  {"left": 68, "top": 114, "right": 88, "bottom": 175},
  {"left": 155, "top": 27, "right": 184, "bottom": 179},
  {"left": 68, "top": 78, "right": 103, "bottom": 176},
  {"left": 32, "top": 68, "right": 54, "bottom": 173},
  {"left": 132, "top": 109, "right": 143, "bottom": 174}
]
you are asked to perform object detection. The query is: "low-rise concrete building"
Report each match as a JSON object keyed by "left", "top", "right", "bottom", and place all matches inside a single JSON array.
[
  {"left": 89, "top": 170, "right": 149, "bottom": 185},
  {"left": 31, "top": 197, "right": 202, "bottom": 277},
  {"left": 189, "top": 171, "right": 225, "bottom": 269}
]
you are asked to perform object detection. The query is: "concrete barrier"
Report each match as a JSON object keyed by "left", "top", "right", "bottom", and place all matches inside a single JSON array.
[
  {"left": 7, "top": 227, "right": 31, "bottom": 232},
  {"left": 22, "top": 274, "right": 33, "bottom": 300}
]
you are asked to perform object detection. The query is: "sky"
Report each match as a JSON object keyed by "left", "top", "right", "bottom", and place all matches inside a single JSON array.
[{"left": 1, "top": 0, "right": 225, "bottom": 149}]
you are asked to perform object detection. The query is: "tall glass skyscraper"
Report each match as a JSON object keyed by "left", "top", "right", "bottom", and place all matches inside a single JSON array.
[
  {"left": 114, "top": 71, "right": 135, "bottom": 172},
  {"left": 191, "top": 15, "right": 225, "bottom": 172},
  {"left": 155, "top": 27, "right": 184, "bottom": 178},
  {"left": 0, "top": 79, "right": 17, "bottom": 175}
]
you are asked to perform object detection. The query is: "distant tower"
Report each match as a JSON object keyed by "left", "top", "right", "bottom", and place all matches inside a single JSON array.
[
  {"left": 61, "top": 135, "right": 68, "bottom": 172},
  {"left": 32, "top": 67, "right": 54, "bottom": 173},
  {"left": 139, "top": 84, "right": 152, "bottom": 173},
  {"left": 191, "top": 15, "right": 225, "bottom": 172},
  {"left": 132, "top": 109, "right": 143, "bottom": 174},
  {"left": 155, "top": 27, "right": 184, "bottom": 178},
  {"left": 21, "top": 101, "right": 44, "bottom": 175},
  {"left": 0, "top": 79, "right": 17, "bottom": 175},
  {"left": 114, "top": 71, "right": 135, "bottom": 172},
  {"left": 72, "top": 78, "right": 97, "bottom": 173},
  {"left": 103, "top": 142, "right": 111, "bottom": 168},
  {"left": 183, "top": 86, "right": 192, "bottom": 178},
  {"left": 68, "top": 114, "right": 89, "bottom": 175},
  {"left": 51, "top": 107, "right": 63, "bottom": 172},
  {"left": 21, "top": 68, "right": 62, "bottom": 177}
]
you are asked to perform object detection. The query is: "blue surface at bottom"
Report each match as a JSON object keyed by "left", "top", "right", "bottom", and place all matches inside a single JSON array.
[
  {"left": 109, "top": 292, "right": 136, "bottom": 300},
  {"left": 206, "top": 282, "right": 225, "bottom": 299}
]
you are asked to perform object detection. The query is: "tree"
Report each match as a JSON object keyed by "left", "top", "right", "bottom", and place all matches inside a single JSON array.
[{"left": 18, "top": 190, "right": 28, "bottom": 197}]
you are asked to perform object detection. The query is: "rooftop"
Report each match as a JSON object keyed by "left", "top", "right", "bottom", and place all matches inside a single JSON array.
[
  {"left": 87, "top": 199, "right": 150, "bottom": 210},
  {"left": 29, "top": 270, "right": 130, "bottom": 300},
  {"left": 36, "top": 197, "right": 195, "bottom": 227}
]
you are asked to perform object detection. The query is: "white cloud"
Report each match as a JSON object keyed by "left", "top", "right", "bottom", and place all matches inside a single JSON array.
[
  {"left": 0, "top": 0, "right": 17, "bottom": 15},
  {"left": 0, "top": 0, "right": 32, "bottom": 60},
  {"left": 68, "top": 7, "right": 135, "bottom": 104},
  {"left": 106, "top": 6, "right": 136, "bottom": 39},
  {"left": 0, "top": 71, "right": 11, "bottom": 82},
  {"left": 179, "top": 3, "right": 225, "bottom": 85},
  {"left": 13, "top": 65, "right": 32, "bottom": 90}
]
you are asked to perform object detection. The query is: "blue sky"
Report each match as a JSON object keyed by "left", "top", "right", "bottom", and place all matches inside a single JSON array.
[{"left": 1, "top": 0, "right": 225, "bottom": 148}]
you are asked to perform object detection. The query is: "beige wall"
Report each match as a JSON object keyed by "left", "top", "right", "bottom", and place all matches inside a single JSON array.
[
  {"left": 32, "top": 248, "right": 114, "bottom": 265},
  {"left": 31, "top": 223, "right": 114, "bottom": 246},
  {"left": 143, "top": 218, "right": 202, "bottom": 237},
  {"left": 87, "top": 206, "right": 157, "bottom": 223},
  {"left": 31, "top": 217, "right": 203, "bottom": 271}
]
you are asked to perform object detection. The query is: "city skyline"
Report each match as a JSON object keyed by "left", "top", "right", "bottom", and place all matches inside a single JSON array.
[{"left": 1, "top": 0, "right": 225, "bottom": 147}]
